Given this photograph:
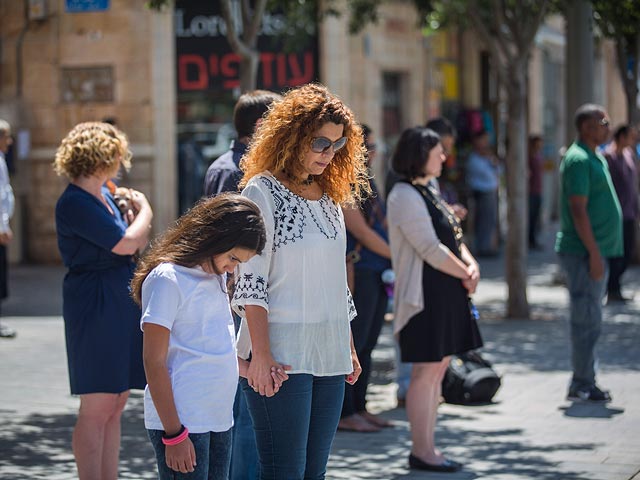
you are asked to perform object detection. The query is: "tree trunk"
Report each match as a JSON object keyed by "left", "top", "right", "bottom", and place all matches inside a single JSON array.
[
  {"left": 504, "top": 65, "right": 530, "bottom": 319},
  {"left": 239, "top": 51, "right": 259, "bottom": 93}
]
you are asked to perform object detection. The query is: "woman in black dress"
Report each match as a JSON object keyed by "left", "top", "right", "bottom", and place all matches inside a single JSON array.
[{"left": 387, "top": 127, "right": 483, "bottom": 472}]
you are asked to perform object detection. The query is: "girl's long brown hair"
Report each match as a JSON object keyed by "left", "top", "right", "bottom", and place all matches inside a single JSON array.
[
  {"left": 131, "top": 193, "right": 266, "bottom": 305},
  {"left": 239, "top": 83, "right": 370, "bottom": 204}
]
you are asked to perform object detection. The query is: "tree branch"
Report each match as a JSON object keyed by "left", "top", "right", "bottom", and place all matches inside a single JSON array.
[
  {"left": 241, "top": 0, "right": 251, "bottom": 31},
  {"left": 245, "top": 0, "right": 268, "bottom": 47},
  {"left": 219, "top": 0, "right": 253, "bottom": 58},
  {"left": 467, "top": 0, "right": 509, "bottom": 83},
  {"left": 503, "top": 0, "right": 524, "bottom": 52},
  {"left": 520, "top": 1, "right": 549, "bottom": 58}
]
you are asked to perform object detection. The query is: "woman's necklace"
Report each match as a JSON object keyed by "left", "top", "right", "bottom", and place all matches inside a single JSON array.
[
  {"left": 416, "top": 182, "right": 464, "bottom": 243},
  {"left": 285, "top": 170, "right": 314, "bottom": 186}
]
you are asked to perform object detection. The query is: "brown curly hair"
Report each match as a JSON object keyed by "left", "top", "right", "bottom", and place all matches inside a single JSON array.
[
  {"left": 53, "top": 122, "right": 132, "bottom": 180},
  {"left": 239, "top": 83, "right": 370, "bottom": 204},
  {"left": 131, "top": 193, "right": 267, "bottom": 305}
]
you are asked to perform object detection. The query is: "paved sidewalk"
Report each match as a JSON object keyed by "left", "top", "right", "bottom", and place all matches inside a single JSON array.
[{"left": 1, "top": 232, "right": 639, "bottom": 479}]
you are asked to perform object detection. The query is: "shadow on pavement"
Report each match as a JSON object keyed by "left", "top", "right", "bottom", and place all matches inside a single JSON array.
[
  {"left": 560, "top": 403, "right": 625, "bottom": 418},
  {"left": 0, "top": 394, "right": 155, "bottom": 480},
  {"left": 330, "top": 407, "right": 598, "bottom": 480}
]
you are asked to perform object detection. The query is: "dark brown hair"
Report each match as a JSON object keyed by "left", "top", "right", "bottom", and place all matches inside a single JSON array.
[
  {"left": 234, "top": 90, "right": 282, "bottom": 139},
  {"left": 131, "top": 193, "right": 266, "bottom": 305},
  {"left": 391, "top": 127, "right": 441, "bottom": 180}
]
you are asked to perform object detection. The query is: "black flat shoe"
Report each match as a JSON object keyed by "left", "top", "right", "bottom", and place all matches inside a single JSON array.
[{"left": 408, "top": 453, "right": 462, "bottom": 472}]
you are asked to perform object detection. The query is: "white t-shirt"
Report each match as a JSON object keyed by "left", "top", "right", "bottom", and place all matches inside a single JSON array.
[
  {"left": 141, "top": 263, "right": 238, "bottom": 433},
  {"left": 232, "top": 173, "right": 356, "bottom": 376}
]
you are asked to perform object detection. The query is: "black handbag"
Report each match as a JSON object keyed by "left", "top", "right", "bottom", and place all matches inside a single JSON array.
[{"left": 442, "top": 350, "right": 501, "bottom": 405}]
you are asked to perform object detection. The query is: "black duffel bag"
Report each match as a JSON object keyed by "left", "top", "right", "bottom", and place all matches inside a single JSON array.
[{"left": 442, "top": 350, "right": 501, "bottom": 405}]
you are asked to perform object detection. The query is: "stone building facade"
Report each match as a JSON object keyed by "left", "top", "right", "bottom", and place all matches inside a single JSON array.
[
  {"left": 0, "top": 1, "right": 631, "bottom": 263},
  {"left": 0, "top": 0, "right": 174, "bottom": 263}
]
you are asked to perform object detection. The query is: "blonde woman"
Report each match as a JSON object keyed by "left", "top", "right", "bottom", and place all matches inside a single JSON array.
[
  {"left": 54, "top": 122, "right": 153, "bottom": 480},
  {"left": 232, "top": 83, "right": 369, "bottom": 479}
]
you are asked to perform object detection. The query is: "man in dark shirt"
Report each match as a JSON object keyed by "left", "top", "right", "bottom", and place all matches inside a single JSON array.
[
  {"left": 204, "top": 90, "right": 282, "bottom": 196},
  {"left": 603, "top": 124, "right": 638, "bottom": 302},
  {"left": 202, "top": 90, "right": 281, "bottom": 480}
]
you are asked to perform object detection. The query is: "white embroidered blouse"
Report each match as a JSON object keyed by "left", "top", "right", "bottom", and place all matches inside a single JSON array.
[{"left": 232, "top": 172, "right": 356, "bottom": 376}]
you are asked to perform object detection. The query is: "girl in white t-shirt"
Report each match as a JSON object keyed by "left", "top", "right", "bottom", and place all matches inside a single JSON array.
[{"left": 130, "top": 194, "right": 289, "bottom": 479}]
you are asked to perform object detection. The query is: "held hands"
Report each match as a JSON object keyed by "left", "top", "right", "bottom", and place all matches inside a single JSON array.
[
  {"left": 242, "top": 355, "right": 291, "bottom": 397},
  {"left": 346, "top": 348, "right": 362, "bottom": 385},
  {"left": 462, "top": 263, "right": 480, "bottom": 294},
  {"left": 166, "top": 437, "right": 196, "bottom": 474}
]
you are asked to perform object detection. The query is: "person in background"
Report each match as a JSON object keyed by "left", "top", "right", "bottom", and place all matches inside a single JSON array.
[
  {"left": 54, "top": 122, "right": 153, "bottom": 479},
  {"left": 203, "top": 89, "right": 282, "bottom": 480},
  {"left": 339, "top": 125, "right": 392, "bottom": 432},
  {"left": 466, "top": 129, "right": 499, "bottom": 257},
  {"left": 528, "top": 135, "right": 544, "bottom": 250},
  {"left": 388, "top": 127, "right": 482, "bottom": 472},
  {"left": 603, "top": 124, "right": 638, "bottom": 303},
  {"left": 204, "top": 90, "right": 282, "bottom": 197},
  {"left": 232, "top": 83, "right": 368, "bottom": 479},
  {"left": 0, "top": 119, "right": 15, "bottom": 338},
  {"left": 396, "top": 116, "right": 466, "bottom": 407},
  {"left": 556, "top": 104, "right": 620, "bottom": 403},
  {"left": 426, "top": 118, "right": 467, "bottom": 221}
]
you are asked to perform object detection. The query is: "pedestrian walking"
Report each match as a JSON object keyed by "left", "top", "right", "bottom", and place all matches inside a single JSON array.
[
  {"left": 387, "top": 127, "right": 483, "bottom": 473},
  {"left": 54, "top": 122, "right": 153, "bottom": 479},
  {"left": 231, "top": 83, "right": 368, "bottom": 479},
  {"left": 131, "top": 194, "right": 288, "bottom": 479},
  {"left": 556, "top": 104, "right": 621, "bottom": 403}
]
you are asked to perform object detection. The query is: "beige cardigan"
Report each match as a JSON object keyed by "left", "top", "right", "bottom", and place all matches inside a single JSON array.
[{"left": 387, "top": 182, "right": 451, "bottom": 335}]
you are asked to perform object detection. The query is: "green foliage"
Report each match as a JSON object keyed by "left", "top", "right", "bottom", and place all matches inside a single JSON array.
[
  {"left": 146, "top": 0, "right": 169, "bottom": 10},
  {"left": 592, "top": 0, "right": 640, "bottom": 41}
]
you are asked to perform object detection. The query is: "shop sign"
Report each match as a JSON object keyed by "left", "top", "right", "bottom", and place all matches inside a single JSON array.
[{"left": 175, "top": 1, "right": 318, "bottom": 92}]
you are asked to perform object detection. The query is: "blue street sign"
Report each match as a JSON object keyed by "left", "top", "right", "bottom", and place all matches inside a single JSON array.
[{"left": 65, "top": 0, "right": 110, "bottom": 13}]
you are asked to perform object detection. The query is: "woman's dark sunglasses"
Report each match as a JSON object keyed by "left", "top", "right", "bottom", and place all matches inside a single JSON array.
[{"left": 311, "top": 136, "right": 347, "bottom": 154}]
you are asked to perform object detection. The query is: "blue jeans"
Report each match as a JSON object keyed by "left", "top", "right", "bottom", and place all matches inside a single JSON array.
[
  {"left": 230, "top": 384, "right": 259, "bottom": 479},
  {"left": 148, "top": 428, "right": 232, "bottom": 480},
  {"left": 342, "top": 268, "right": 388, "bottom": 416},
  {"left": 558, "top": 253, "right": 609, "bottom": 391},
  {"left": 241, "top": 374, "right": 344, "bottom": 480}
]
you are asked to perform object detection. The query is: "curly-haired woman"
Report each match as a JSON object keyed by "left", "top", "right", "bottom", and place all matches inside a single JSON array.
[
  {"left": 231, "top": 83, "right": 370, "bottom": 479},
  {"left": 54, "top": 122, "right": 153, "bottom": 480}
]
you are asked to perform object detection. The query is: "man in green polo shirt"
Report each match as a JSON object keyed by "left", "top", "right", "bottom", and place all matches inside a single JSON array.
[{"left": 556, "top": 103, "right": 622, "bottom": 403}]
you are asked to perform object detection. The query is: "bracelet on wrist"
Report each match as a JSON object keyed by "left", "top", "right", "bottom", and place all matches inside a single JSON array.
[{"left": 162, "top": 425, "right": 189, "bottom": 446}]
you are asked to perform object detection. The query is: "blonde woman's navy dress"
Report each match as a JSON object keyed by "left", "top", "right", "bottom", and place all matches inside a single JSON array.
[{"left": 55, "top": 184, "right": 145, "bottom": 394}]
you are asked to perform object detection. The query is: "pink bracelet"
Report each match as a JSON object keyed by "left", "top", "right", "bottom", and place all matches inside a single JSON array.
[{"left": 162, "top": 426, "right": 189, "bottom": 446}]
